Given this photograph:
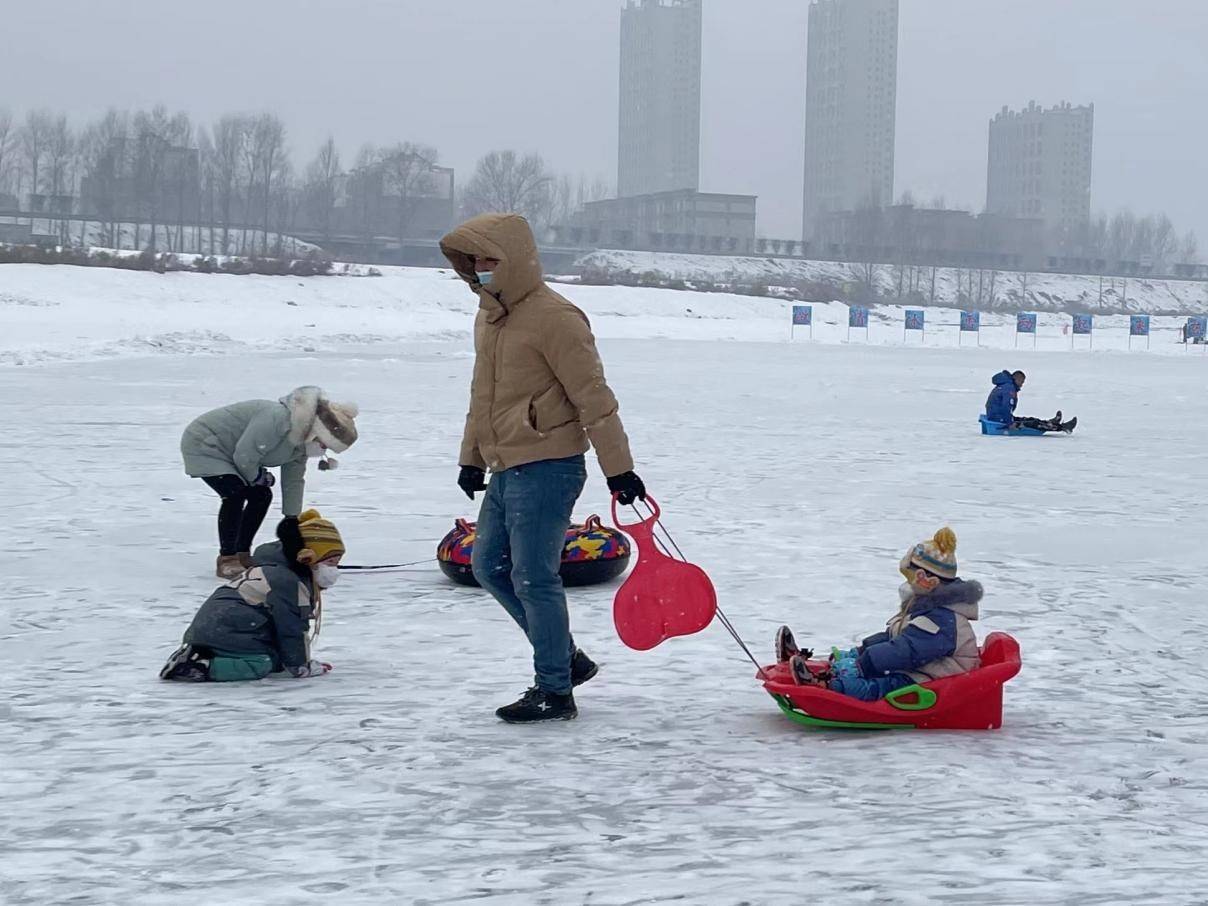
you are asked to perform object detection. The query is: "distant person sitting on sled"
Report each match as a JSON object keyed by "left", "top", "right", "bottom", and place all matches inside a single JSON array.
[
  {"left": 181, "top": 385, "right": 359, "bottom": 579},
  {"left": 774, "top": 528, "right": 984, "bottom": 702},
  {"left": 159, "top": 510, "right": 344, "bottom": 682},
  {"left": 984, "top": 369, "right": 1076, "bottom": 433}
]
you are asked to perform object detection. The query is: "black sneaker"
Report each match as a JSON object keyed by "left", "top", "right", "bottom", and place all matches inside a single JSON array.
[
  {"left": 1061, "top": 416, "right": 1077, "bottom": 434},
  {"left": 570, "top": 649, "right": 599, "bottom": 687},
  {"left": 496, "top": 687, "right": 578, "bottom": 723}
]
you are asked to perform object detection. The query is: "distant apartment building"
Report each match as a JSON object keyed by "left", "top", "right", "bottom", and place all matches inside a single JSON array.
[
  {"left": 802, "top": 0, "right": 899, "bottom": 240},
  {"left": 561, "top": 189, "right": 756, "bottom": 253},
  {"left": 618, "top": 0, "right": 702, "bottom": 197},
  {"left": 986, "top": 101, "right": 1093, "bottom": 241}
]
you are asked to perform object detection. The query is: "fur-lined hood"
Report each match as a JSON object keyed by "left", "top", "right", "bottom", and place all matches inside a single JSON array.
[
  {"left": 281, "top": 386, "right": 323, "bottom": 445},
  {"left": 906, "top": 578, "right": 983, "bottom": 621},
  {"left": 280, "top": 386, "right": 359, "bottom": 452}
]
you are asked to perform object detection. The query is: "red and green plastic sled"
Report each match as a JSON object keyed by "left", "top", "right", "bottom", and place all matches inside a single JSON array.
[{"left": 759, "top": 631, "right": 1021, "bottom": 730}]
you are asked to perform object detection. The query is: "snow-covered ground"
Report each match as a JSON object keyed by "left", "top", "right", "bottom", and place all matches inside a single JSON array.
[
  {"left": 578, "top": 247, "right": 1208, "bottom": 317},
  {"left": 3, "top": 265, "right": 1208, "bottom": 903}
]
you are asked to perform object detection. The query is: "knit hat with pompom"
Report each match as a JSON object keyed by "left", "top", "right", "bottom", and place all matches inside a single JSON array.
[{"left": 908, "top": 527, "right": 958, "bottom": 580}]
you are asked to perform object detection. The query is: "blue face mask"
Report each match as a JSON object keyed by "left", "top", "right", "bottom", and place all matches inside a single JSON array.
[{"left": 475, "top": 270, "right": 494, "bottom": 286}]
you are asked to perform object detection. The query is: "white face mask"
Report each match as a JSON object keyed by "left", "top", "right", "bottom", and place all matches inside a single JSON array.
[
  {"left": 314, "top": 563, "right": 340, "bottom": 588},
  {"left": 305, "top": 440, "right": 326, "bottom": 459}
]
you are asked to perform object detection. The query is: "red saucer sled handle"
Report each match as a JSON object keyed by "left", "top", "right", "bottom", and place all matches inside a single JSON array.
[{"left": 610, "top": 494, "right": 717, "bottom": 651}]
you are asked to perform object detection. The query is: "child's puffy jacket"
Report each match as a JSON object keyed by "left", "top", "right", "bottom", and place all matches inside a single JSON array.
[
  {"left": 183, "top": 542, "right": 315, "bottom": 671},
  {"left": 984, "top": 371, "right": 1018, "bottom": 423},
  {"left": 857, "top": 579, "right": 983, "bottom": 683}
]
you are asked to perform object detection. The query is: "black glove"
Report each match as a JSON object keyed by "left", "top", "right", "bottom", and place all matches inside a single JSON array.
[
  {"left": 458, "top": 466, "right": 488, "bottom": 500},
  {"left": 607, "top": 470, "right": 646, "bottom": 506},
  {"left": 253, "top": 468, "right": 275, "bottom": 487}
]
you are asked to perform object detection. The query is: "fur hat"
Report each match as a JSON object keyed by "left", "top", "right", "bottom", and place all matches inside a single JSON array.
[
  {"left": 298, "top": 509, "right": 345, "bottom": 562},
  {"left": 907, "top": 527, "right": 958, "bottom": 580},
  {"left": 311, "top": 399, "right": 359, "bottom": 453}
]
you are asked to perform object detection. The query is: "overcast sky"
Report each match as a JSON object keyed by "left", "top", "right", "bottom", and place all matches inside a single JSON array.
[{"left": 4, "top": 0, "right": 1206, "bottom": 242}]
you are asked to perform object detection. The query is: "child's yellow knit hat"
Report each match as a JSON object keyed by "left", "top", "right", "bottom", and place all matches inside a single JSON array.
[{"left": 298, "top": 509, "right": 345, "bottom": 562}]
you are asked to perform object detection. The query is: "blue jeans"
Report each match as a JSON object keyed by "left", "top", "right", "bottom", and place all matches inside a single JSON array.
[
  {"left": 830, "top": 672, "right": 914, "bottom": 702},
  {"left": 472, "top": 455, "right": 587, "bottom": 695}
]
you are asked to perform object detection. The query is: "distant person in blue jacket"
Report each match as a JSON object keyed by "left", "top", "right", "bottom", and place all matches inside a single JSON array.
[
  {"left": 985, "top": 370, "right": 1075, "bottom": 433},
  {"left": 774, "top": 528, "right": 984, "bottom": 701}
]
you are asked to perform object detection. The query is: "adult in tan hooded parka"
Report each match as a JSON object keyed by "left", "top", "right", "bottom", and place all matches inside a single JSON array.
[{"left": 441, "top": 212, "right": 645, "bottom": 724}]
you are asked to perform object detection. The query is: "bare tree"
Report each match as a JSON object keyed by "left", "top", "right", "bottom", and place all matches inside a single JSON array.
[
  {"left": 1014, "top": 270, "right": 1030, "bottom": 307},
  {"left": 347, "top": 143, "right": 385, "bottom": 246},
  {"left": 461, "top": 150, "right": 554, "bottom": 230},
  {"left": 80, "top": 111, "right": 131, "bottom": 248},
  {"left": 1107, "top": 211, "right": 1135, "bottom": 264},
  {"left": 847, "top": 202, "right": 884, "bottom": 299},
  {"left": 211, "top": 114, "right": 248, "bottom": 254},
  {"left": 248, "top": 114, "right": 287, "bottom": 255},
  {"left": 1150, "top": 213, "right": 1179, "bottom": 270},
  {"left": 131, "top": 106, "right": 185, "bottom": 250},
  {"left": 43, "top": 116, "right": 75, "bottom": 242},
  {"left": 196, "top": 126, "right": 214, "bottom": 253},
  {"left": 20, "top": 109, "right": 54, "bottom": 210},
  {"left": 378, "top": 141, "right": 438, "bottom": 250},
  {"left": 269, "top": 166, "right": 300, "bottom": 256},
  {"left": 0, "top": 108, "right": 15, "bottom": 197},
  {"left": 302, "top": 136, "right": 341, "bottom": 246},
  {"left": 1179, "top": 230, "right": 1199, "bottom": 265}
]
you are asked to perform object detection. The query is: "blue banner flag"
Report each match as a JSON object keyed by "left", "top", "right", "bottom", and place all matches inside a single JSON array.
[
  {"left": 1016, "top": 312, "right": 1037, "bottom": 334},
  {"left": 904, "top": 309, "right": 925, "bottom": 331},
  {"left": 792, "top": 305, "right": 812, "bottom": 326},
  {"left": 960, "top": 310, "right": 980, "bottom": 332}
]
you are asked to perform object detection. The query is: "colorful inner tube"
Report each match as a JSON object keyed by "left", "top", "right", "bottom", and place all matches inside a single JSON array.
[{"left": 437, "top": 515, "right": 631, "bottom": 588}]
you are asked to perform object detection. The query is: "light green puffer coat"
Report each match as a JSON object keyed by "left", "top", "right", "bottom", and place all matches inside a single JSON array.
[{"left": 180, "top": 387, "right": 323, "bottom": 516}]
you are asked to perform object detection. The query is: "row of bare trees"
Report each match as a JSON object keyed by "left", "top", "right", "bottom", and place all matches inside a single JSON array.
[
  {"left": 1056, "top": 210, "right": 1198, "bottom": 270},
  {"left": 1, "top": 105, "right": 611, "bottom": 257},
  {"left": 459, "top": 149, "right": 611, "bottom": 233}
]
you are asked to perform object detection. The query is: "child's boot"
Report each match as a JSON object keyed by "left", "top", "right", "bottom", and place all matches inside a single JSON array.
[
  {"left": 159, "top": 644, "right": 210, "bottom": 682},
  {"left": 789, "top": 654, "right": 828, "bottom": 687},
  {"left": 776, "top": 625, "right": 799, "bottom": 662}
]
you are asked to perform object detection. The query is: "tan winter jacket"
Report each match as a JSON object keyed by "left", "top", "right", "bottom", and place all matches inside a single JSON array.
[{"left": 440, "top": 213, "right": 634, "bottom": 477}]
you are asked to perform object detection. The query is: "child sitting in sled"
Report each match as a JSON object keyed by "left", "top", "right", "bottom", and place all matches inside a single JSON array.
[
  {"left": 775, "top": 527, "right": 983, "bottom": 701},
  {"left": 159, "top": 510, "right": 344, "bottom": 682}
]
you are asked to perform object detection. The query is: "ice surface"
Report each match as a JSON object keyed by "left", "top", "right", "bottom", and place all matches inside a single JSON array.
[{"left": 2, "top": 267, "right": 1208, "bottom": 903}]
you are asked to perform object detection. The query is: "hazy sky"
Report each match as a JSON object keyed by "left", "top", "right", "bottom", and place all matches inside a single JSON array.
[{"left": 4, "top": 0, "right": 1206, "bottom": 242}]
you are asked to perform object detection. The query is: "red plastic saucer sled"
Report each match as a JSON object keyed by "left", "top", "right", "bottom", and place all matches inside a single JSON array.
[
  {"left": 611, "top": 496, "right": 717, "bottom": 650},
  {"left": 759, "top": 631, "right": 1022, "bottom": 730}
]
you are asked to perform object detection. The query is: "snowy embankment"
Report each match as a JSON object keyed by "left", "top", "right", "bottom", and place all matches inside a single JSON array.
[
  {"left": 577, "top": 248, "right": 1208, "bottom": 317},
  {"left": 0, "top": 215, "right": 320, "bottom": 257},
  {"left": 2, "top": 261, "right": 1205, "bottom": 368}
]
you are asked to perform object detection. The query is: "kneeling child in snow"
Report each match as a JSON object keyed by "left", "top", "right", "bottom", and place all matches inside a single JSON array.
[{"left": 159, "top": 510, "right": 344, "bottom": 682}]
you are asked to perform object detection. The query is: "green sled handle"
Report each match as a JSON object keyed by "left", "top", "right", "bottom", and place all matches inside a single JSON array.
[{"left": 885, "top": 684, "right": 937, "bottom": 711}]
